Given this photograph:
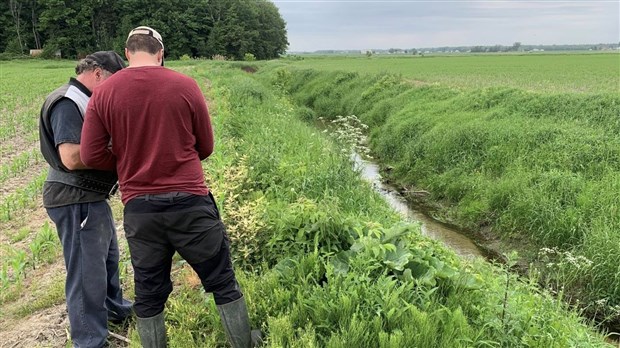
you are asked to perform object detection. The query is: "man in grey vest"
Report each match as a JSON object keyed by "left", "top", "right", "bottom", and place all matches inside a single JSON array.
[{"left": 39, "top": 51, "right": 132, "bottom": 348}]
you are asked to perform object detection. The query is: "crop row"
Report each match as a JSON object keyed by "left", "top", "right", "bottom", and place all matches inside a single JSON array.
[
  {"left": 1, "top": 171, "right": 46, "bottom": 222},
  {"left": 0, "top": 222, "right": 59, "bottom": 304}
]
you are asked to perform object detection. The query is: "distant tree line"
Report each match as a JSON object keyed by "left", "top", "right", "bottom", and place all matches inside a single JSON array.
[
  {"left": 420, "top": 42, "right": 619, "bottom": 53},
  {"left": 297, "top": 41, "right": 619, "bottom": 56},
  {"left": 0, "top": 0, "right": 288, "bottom": 60},
  {"left": 470, "top": 42, "right": 522, "bottom": 53}
]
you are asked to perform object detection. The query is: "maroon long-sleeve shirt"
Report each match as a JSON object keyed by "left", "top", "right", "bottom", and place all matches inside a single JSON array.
[{"left": 81, "top": 66, "right": 213, "bottom": 203}]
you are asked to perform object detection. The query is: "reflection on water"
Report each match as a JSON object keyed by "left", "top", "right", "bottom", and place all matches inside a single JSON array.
[{"left": 353, "top": 154, "right": 483, "bottom": 260}]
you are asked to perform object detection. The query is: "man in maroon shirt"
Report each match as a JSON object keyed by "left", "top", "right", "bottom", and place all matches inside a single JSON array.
[{"left": 81, "top": 26, "right": 258, "bottom": 348}]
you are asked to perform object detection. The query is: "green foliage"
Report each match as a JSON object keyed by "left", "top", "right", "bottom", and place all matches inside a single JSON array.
[
  {"left": 326, "top": 114, "right": 372, "bottom": 158},
  {"left": 10, "top": 249, "right": 27, "bottom": 282},
  {"left": 165, "top": 286, "right": 223, "bottom": 347},
  {"left": 282, "top": 54, "right": 304, "bottom": 61},
  {"left": 181, "top": 61, "right": 607, "bottom": 346},
  {"left": 266, "top": 250, "right": 480, "bottom": 348},
  {"left": 0, "top": 52, "right": 26, "bottom": 60},
  {"left": 295, "top": 106, "right": 315, "bottom": 122},
  {"left": 330, "top": 223, "right": 465, "bottom": 286},
  {"left": 38, "top": 43, "right": 60, "bottom": 59},
  {"left": 200, "top": 0, "right": 287, "bottom": 60},
  {"left": 28, "top": 222, "right": 58, "bottom": 268},
  {"left": 271, "top": 67, "right": 292, "bottom": 91},
  {"left": 265, "top": 59, "right": 620, "bottom": 328},
  {"left": 244, "top": 53, "right": 256, "bottom": 61},
  {"left": 265, "top": 198, "right": 358, "bottom": 263},
  {"left": 1, "top": 0, "right": 287, "bottom": 59},
  {"left": 3, "top": 37, "right": 24, "bottom": 54},
  {"left": 38, "top": 0, "right": 109, "bottom": 58}
]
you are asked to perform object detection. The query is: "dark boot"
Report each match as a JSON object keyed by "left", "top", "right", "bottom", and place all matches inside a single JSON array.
[
  {"left": 136, "top": 311, "right": 167, "bottom": 348},
  {"left": 217, "top": 296, "right": 262, "bottom": 348}
]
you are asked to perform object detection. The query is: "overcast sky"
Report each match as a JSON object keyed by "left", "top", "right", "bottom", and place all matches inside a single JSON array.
[{"left": 271, "top": 0, "right": 620, "bottom": 52}]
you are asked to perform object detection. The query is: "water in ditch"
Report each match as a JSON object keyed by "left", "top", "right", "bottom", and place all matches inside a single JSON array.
[
  {"left": 352, "top": 154, "right": 620, "bottom": 342},
  {"left": 353, "top": 153, "right": 483, "bottom": 260}
]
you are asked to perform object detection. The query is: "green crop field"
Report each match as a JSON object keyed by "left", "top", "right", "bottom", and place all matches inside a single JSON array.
[
  {"left": 276, "top": 52, "right": 620, "bottom": 93},
  {"left": 0, "top": 57, "right": 616, "bottom": 347}
]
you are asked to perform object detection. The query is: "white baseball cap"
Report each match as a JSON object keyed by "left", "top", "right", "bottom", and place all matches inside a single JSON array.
[{"left": 126, "top": 26, "right": 165, "bottom": 66}]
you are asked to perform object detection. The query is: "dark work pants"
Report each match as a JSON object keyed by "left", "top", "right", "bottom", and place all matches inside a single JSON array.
[
  {"left": 47, "top": 201, "right": 132, "bottom": 348},
  {"left": 123, "top": 193, "right": 241, "bottom": 318}
]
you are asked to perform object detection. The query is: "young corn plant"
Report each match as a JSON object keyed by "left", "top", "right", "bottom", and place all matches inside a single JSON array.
[
  {"left": 29, "top": 222, "right": 58, "bottom": 269},
  {"left": 29, "top": 240, "right": 43, "bottom": 270},
  {"left": 10, "top": 249, "right": 28, "bottom": 283},
  {"left": 0, "top": 262, "right": 9, "bottom": 289}
]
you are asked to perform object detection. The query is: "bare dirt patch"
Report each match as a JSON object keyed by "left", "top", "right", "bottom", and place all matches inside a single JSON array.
[
  {"left": 0, "top": 260, "right": 67, "bottom": 348},
  {"left": 241, "top": 65, "right": 257, "bottom": 73},
  {"left": 0, "top": 302, "right": 69, "bottom": 348}
]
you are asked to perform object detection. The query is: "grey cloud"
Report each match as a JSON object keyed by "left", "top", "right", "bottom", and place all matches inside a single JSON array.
[{"left": 273, "top": 0, "right": 620, "bottom": 51}]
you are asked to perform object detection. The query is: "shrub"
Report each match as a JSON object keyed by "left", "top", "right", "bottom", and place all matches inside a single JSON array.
[
  {"left": 244, "top": 53, "right": 256, "bottom": 61},
  {"left": 39, "top": 44, "right": 61, "bottom": 59},
  {"left": 3, "top": 37, "right": 24, "bottom": 55}
]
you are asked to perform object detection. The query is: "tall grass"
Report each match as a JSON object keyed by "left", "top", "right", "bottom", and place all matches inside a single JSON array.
[{"left": 260, "top": 64, "right": 620, "bottom": 325}]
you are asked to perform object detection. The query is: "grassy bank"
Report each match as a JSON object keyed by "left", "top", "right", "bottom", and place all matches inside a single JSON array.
[{"left": 252, "top": 62, "right": 620, "bottom": 328}]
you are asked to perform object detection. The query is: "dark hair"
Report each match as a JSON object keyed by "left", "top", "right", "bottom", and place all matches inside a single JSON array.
[{"left": 126, "top": 34, "right": 162, "bottom": 55}]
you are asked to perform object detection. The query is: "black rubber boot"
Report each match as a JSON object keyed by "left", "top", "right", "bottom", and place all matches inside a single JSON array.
[
  {"left": 217, "top": 296, "right": 262, "bottom": 348},
  {"left": 136, "top": 311, "right": 167, "bottom": 348}
]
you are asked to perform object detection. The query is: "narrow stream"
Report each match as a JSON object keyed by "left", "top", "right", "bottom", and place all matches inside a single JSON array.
[
  {"left": 353, "top": 154, "right": 620, "bottom": 343},
  {"left": 353, "top": 153, "right": 483, "bottom": 260}
]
